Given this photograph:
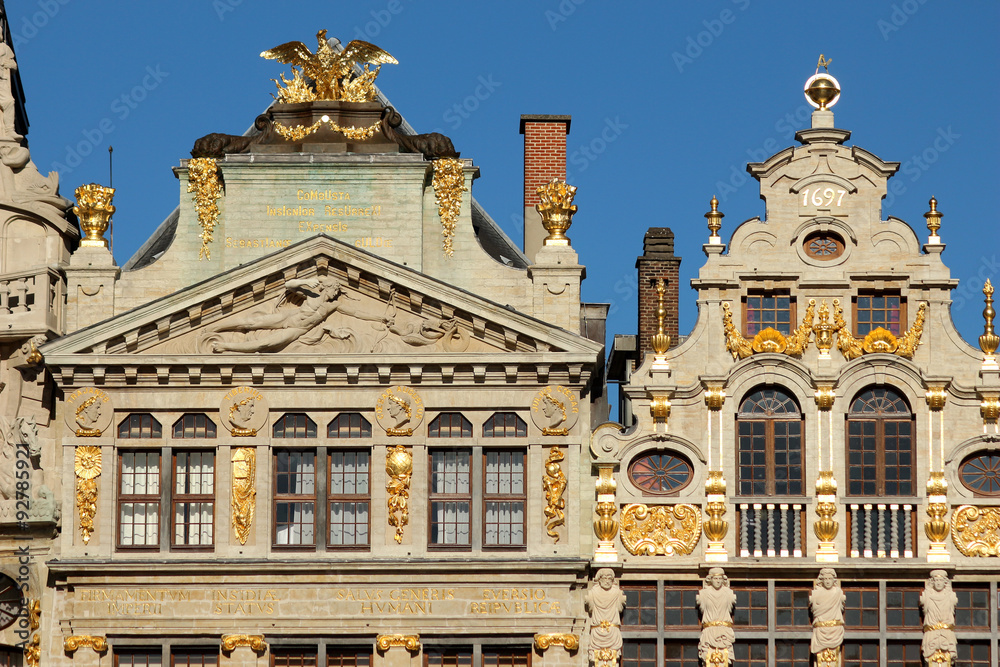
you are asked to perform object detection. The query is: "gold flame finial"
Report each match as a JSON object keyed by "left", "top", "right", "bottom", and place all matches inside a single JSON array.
[
  {"left": 804, "top": 56, "right": 841, "bottom": 110},
  {"left": 536, "top": 179, "right": 578, "bottom": 247},
  {"left": 924, "top": 196, "right": 943, "bottom": 242},
  {"left": 981, "top": 280, "right": 999, "bottom": 362},
  {"left": 73, "top": 183, "right": 116, "bottom": 249},
  {"left": 705, "top": 195, "right": 724, "bottom": 244},
  {"left": 651, "top": 278, "right": 671, "bottom": 357}
]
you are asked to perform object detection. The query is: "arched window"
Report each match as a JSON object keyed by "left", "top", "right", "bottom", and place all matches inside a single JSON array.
[
  {"left": 118, "top": 414, "right": 162, "bottom": 439},
  {"left": 847, "top": 387, "right": 914, "bottom": 496},
  {"left": 737, "top": 388, "right": 803, "bottom": 496},
  {"left": 428, "top": 413, "right": 472, "bottom": 438},
  {"left": 959, "top": 452, "right": 1000, "bottom": 496},
  {"left": 328, "top": 413, "right": 372, "bottom": 438},
  {"left": 273, "top": 413, "right": 317, "bottom": 438},
  {"left": 483, "top": 412, "right": 527, "bottom": 438}
]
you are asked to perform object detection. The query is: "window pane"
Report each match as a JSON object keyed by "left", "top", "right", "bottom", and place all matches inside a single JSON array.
[
  {"left": 622, "top": 640, "right": 656, "bottom": 667},
  {"left": 623, "top": 586, "right": 656, "bottom": 627}
]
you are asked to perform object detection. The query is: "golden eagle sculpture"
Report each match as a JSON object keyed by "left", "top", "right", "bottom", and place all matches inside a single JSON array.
[{"left": 261, "top": 29, "right": 397, "bottom": 102}]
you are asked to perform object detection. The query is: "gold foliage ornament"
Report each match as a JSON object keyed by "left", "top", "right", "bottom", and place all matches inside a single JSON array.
[
  {"left": 75, "top": 445, "right": 102, "bottom": 544},
  {"left": 272, "top": 116, "right": 382, "bottom": 142},
  {"left": 231, "top": 447, "right": 256, "bottom": 545},
  {"left": 543, "top": 446, "right": 567, "bottom": 541},
  {"left": 620, "top": 503, "right": 702, "bottom": 556},
  {"left": 386, "top": 444, "right": 413, "bottom": 543},
  {"left": 536, "top": 179, "right": 578, "bottom": 247},
  {"left": 951, "top": 505, "right": 1000, "bottom": 557},
  {"left": 24, "top": 635, "right": 39, "bottom": 667},
  {"left": 432, "top": 158, "right": 466, "bottom": 256},
  {"left": 833, "top": 299, "right": 926, "bottom": 360},
  {"left": 721, "top": 299, "right": 815, "bottom": 359},
  {"left": 187, "top": 157, "right": 223, "bottom": 260}
]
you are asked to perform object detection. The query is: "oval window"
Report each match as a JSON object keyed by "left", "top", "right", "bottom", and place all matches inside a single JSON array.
[
  {"left": 628, "top": 452, "right": 693, "bottom": 494},
  {"left": 803, "top": 231, "right": 845, "bottom": 260},
  {"left": 960, "top": 453, "right": 1000, "bottom": 496}
]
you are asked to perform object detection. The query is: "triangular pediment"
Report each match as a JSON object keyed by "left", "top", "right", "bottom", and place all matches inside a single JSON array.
[{"left": 43, "top": 235, "right": 602, "bottom": 367}]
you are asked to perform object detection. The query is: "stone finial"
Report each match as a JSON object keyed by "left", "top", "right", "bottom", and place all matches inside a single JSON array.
[
  {"left": 73, "top": 183, "right": 116, "bottom": 249},
  {"left": 924, "top": 196, "right": 943, "bottom": 243},
  {"left": 536, "top": 178, "right": 577, "bottom": 246},
  {"left": 705, "top": 196, "right": 723, "bottom": 244}
]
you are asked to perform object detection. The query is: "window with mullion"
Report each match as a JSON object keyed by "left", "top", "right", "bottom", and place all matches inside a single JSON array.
[
  {"left": 775, "top": 587, "right": 811, "bottom": 628},
  {"left": 744, "top": 293, "right": 793, "bottom": 336},
  {"left": 274, "top": 449, "right": 316, "bottom": 547},
  {"left": 844, "top": 588, "right": 879, "bottom": 629},
  {"left": 271, "top": 648, "right": 317, "bottom": 667},
  {"left": 118, "top": 450, "right": 161, "bottom": 548},
  {"left": 737, "top": 418, "right": 803, "bottom": 496},
  {"left": 172, "top": 450, "right": 214, "bottom": 548},
  {"left": 957, "top": 643, "right": 991, "bottom": 667},
  {"left": 429, "top": 449, "right": 471, "bottom": 547},
  {"left": 733, "top": 642, "right": 767, "bottom": 667},
  {"left": 621, "top": 640, "right": 656, "bottom": 667},
  {"left": 623, "top": 584, "right": 657, "bottom": 628},
  {"left": 885, "top": 587, "right": 921, "bottom": 629},
  {"left": 842, "top": 642, "right": 878, "bottom": 667},
  {"left": 732, "top": 587, "right": 767, "bottom": 628},
  {"left": 955, "top": 585, "right": 990, "bottom": 628},
  {"left": 171, "top": 648, "right": 218, "bottom": 667},
  {"left": 481, "top": 648, "right": 530, "bottom": 667},
  {"left": 662, "top": 642, "right": 699, "bottom": 667},
  {"left": 483, "top": 449, "right": 525, "bottom": 547},
  {"left": 0, "top": 648, "right": 21, "bottom": 667},
  {"left": 855, "top": 293, "right": 903, "bottom": 336},
  {"left": 847, "top": 388, "right": 914, "bottom": 496},
  {"left": 424, "top": 648, "right": 472, "bottom": 667},
  {"left": 773, "top": 641, "right": 809, "bottom": 667},
  {"left": 328, "top": 449, "right": 370, "bottom": 548},
  {"left": 663, "top": 586, "right": 699, "bottom": 628},
  {"left": 115, "top": 649, "right": 162, "bottom": 667},
  {"left": 885, "top": 642, "right": 922, "bottom": 667},
  {"left": 326, "top": 647, "right": 371, "bottom": 667}
]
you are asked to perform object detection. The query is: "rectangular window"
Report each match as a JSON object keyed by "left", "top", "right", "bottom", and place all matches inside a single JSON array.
[
  {"left": 271, "top": 648, "right": 317, "bottom": 667},
  {"left": 733, "top": 587, "right": 767, "bottom": 628},
  {"left": 844, "top": 588, "right": 879, "bottom": 629},
  {"left": 662, "top": 642, "right": 699, "bottom": 667},
  {"left": 328, "top": 449, "right": 370, "bottom": 548},
  {"left": 429, "top": 449, "right": 471, "bottom": 547},
  {"left": 172, "top": 451, "right": 214, "bottom": 547},
  {"left": 171, "top": 649, "right": 218, "bottom": 667},
  {"left": 274, "top": 450, "right": 316, "bottom": 546},
  {"left": 843, "top": 643, "right": 878, "bottom": 667},
  {"left": 775, "top": 587, "right": 811, "bottom": 628},
  {"left": 737, "top": 418, "right": 803, "bottom": 496},
  {"left": 855, "top": 294, "right": 903, "bottom": 336},
  {"left": 424, "top": 649, "right": 472, "bottom": 667},
  {"left": 621, "top": 640, "right": 656, "bottom": 667},
  {"left": 885, "top": 643, "right": 922, "bottom": 667},
  {"left": 483, "top": 449, "right": 525, "bottom": 547},
  {"left": 733, "top": 642, "right": 766, "bottom": 667},
  {"left": 663, "top": 586, "right": 700, "bottom": 628},
  {"left": 481, "top": 649, "right": 529, "bottom": 667},
  {"left": 744, "top": 293, "right": 793, "bottom": 336},
  {"left": 773, "top": 641, "right": 809, "bottom": 667},
  {"left": 116, "top": 649, "right": 162, "bottom": 667},
  {"left": 623, "top": 584, "right": 657, "bottom": 628},
  {"left": 885, "top": 587, "right": 921, "bottom": 629},
  {"left": 326, "top": 648, "right": 371, "bottom": 667},
  {"left": 955, "top": 585, "right": 990, "bottom": 628},
  {"left": 0, "top": 648, "right": 23, "bottom": 667},
  {"left": 957, "top": 643, "right": 991, "bottom": 667},
  {"left": 118, "top": 451, "right": 161, "bottom": 548}
]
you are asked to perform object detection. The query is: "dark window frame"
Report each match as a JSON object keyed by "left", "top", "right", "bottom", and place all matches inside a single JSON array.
[
  {"left": 171, "top": 449, "right": 215, "bottom": 550},
  {"left": 327, "top": 448, "right": 371, "bottom": 550},
  {"left": 628, "top": 451, "right": 693, "bottom": 496},
  {"left": 428, "top": 448, "right": 472, "bottom": 550},
  {"left": 736, "top": 388, "right": 805, "bottom": 496},
  {"left": 117, "top": 413, "right": 162, "bottom": 439},
  {"left": 171, "top": 414, "right": 217, "bottom": 439},
  {"left": 853, "top": 291, "right": 906, "bottom": 337},
  {"left": 482, "top": 448, "right": 526, "bottom": 549},
  {"left": 273, "top": 448, "right": 318, "bottom": 549},
  {"left": 117, "top": 449, "right": 162, "bottom": 551},
  {"left": 482, "top": 412, "right": 527, "bottom": 438},
  {"left": 742, "top": 291, "right": 795, "bottom": 337},
  {"left": 328, "top": 413, "right": 372, "bottom": 439},
  {"left": 846, "top": 387, "right": 915, "bottom": 497},
  {"left": 273, "top": 413, "right": 318, "bottom": 439},
  {"left": 428, "top": 413, "right": 473, "bottom": 438}
]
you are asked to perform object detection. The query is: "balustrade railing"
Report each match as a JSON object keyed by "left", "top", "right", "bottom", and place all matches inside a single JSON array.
[
  {"left": 847, "top": 503, "right": 916, "bottom": 558},
  {"left": 0, "top": 267, "right": 61, "bottom": 335},
  {"left": 736, "top": 503, "right": 805, "bottom": 557}
]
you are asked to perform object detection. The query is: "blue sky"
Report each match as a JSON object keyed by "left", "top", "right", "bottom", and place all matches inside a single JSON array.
[{"left": 12, "top": 0, "right": 1000, "bottom": 349}]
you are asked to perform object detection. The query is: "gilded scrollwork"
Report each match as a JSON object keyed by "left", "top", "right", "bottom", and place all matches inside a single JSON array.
[
  {"left": 74, "top": 445, "right": 101, "bottom": 544},
  {"left": 24, "top": 635, "right": 39, "bottom": 667},
  {"left": 187, "top": 157, "right": 222, "bottom": 260},
  {"left": 64, "top": 635, "right": 108, "bottom": 653},
  {"left": 951, "top": 505, "right": 1000, "bottom": 557},
  {"left": 833, "top": 299, "right": 926, "bottom": 360},
  {"left": 386, "top": 444, "right": 412, "bottom": 543},
  {"left": 620, "top": 503, "right": 701, "bottom": 556},
  {"left": 376, "top": 634, "right": 420, "bottom": 652},
  {"left": 534, "top": 633, "right": 579, "bottom": 651},
  {"left": 543, "top": 446, "right": 567, "bottom": 541},
  {"left": 231, "top": 447, "right": 256, "bottom": 545},
  {"left": 721, "top": 300, "right": 814, "bottom": 359},
  {"left": 221, "top": 634, "right": 267, "bottom": 652}
]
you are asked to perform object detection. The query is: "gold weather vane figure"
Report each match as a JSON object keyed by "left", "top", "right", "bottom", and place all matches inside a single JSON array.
[
  {"left": 261, "top": 29, "right": 397, "bottom": 102},
  {"left": 817, "top": 54, "right": 832, "bottom": 72}
]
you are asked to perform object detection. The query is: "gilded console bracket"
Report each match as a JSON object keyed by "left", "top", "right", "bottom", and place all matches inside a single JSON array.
[
  {"left": 64, "top": 636, "right": 109, "bottom": 653},
  {"left": 376, "top": 634, "right": 421, "bottom": 652},
  {"left": 703, "top": 470, "right": 728, "bottom": 562},
  {"left": 594, "top": 465, "right": 618, "bottom": 562},
  {"left": 221, "top": 634, "right": 267, "bottom": 653},
  {"left": 534, "top": 633, "right": 579, "bottom": 651}
]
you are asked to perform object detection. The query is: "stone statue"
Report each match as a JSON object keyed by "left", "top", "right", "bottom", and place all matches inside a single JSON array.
[
  {"left": 697, "top": 567, "right": 735, "bottom": 667},
  {"left": 0, "top": 42, "right": 21, "bottom": 140},
  {"left": 920, "top": 570, "right": 957, "bottom": 666},
  {"left": 15, "top": 416, "right": 39, "bottom": 458},
  {"left": 586, "top": 568, "right": 626, "bottom": 667},
  {"left": 31, "top": 485, "right": 60, "bottom": 524},
  {"left": 810, "top": 568, "right": 845, "bottom": 667}
]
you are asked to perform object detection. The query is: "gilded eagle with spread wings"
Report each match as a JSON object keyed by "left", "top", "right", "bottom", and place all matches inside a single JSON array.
[{"left": 260, "top": 29, "right": 397, "bottom": 101}]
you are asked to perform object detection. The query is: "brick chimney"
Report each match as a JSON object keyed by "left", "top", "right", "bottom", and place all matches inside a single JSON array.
[
  {"left": 636, "top": 228, "right": 681, "bottom": 364},
  {"left": 520, "top": 115, "right": 571, "bottom": 262}
]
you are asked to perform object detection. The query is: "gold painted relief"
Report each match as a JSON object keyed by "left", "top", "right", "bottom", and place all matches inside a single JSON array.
[
  {"left": 722, "top": 299, "right": 815, "bottom": 360},
  {"left": 187, "top": 158, "right": 223, "bottom": 260},
  {"left": 534, "top": 633, "right": 579, "bottom": 651},
  {"left": 231, "top": 447, "right": 257, "bottom": 545},
  {"left": 543, "top": 446, "right": 567, "bottom": 541},
  {"left": 376, "top": 634, "right": 420, "bottom": 652},
  {"left": 221, "top": 634, "right": 267, "bottom": 652},
  {"left": 620, "top": 503, "right": 701, "bottom": 556},
  {"left": 833, "top": 299, "right": 926, "bottom": 360},
  {"left": 432, "top": 158, "right": 467, "bottom": 256},
  {"left": 951, "top": 505, "right": 1000, "bottom": 557},
  {"left": 386, "top": 444, "right": 413, "bottom": 543},
  {"left": 64, "top": 636, "right": 108, "bottom": 653},
  {"left": 74, "top": 446, "right": 101, "bottom": 544}
]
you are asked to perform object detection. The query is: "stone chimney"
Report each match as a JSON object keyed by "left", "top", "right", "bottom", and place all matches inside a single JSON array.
[
  {"left": 636, "top": 228, "right": 681, "bottom": 364},
  {"left": 520, "top": 115, "right": 570, "bottom": 262}
]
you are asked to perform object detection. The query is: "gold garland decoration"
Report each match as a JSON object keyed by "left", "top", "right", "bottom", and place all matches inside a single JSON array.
[
  {"left": 74, "top": 446, "right": 102, "bottom": 545},
  {"left": 187, "top": 158, "right": 223, "bottom": 260},
  {"left": 543, "top": 446, "right": 567, "bottom": 541},
  {"left": 272, "top": 117, "right": 382, "bottom": 142},
  {"left": 431, "top": 158, "right": 466, "bottom": 256}
]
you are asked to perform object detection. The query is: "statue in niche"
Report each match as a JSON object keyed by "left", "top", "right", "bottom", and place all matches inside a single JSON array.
[
  {"left": 75, "top": 396, "right": 104, "bottom": 436},
  {"left": 810, "top": 568, "right": 845, "bottom": 667},
  {"left": 920, "top": 570, "right": 958, "bottom": 665},
  {"left": 203, "top": 276, "right": 379, "bottom": 353},
  {"left": 586, "top": 568, "right": 626, "bottom": 667},
  {"left": 0, "top": 42, "right": 21, "bottom": 140},
  {"left": 697, "top": 567, "right": 735, "bottom": 667}
]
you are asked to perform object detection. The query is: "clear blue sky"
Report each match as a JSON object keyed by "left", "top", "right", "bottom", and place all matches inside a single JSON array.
[{"left": 12, "top": 0, "right": 1000, "bottom": 349}]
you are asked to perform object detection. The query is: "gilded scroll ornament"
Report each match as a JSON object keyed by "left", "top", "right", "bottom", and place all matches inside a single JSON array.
[
  {"left": 231, "top": 447, "right": 256, "bottom": 545},
  {"left": 833, "top": 299, "right": 926, "bottom": 360},
  {"left": 432, "top": 158, "right": 466, "bottom": 256},
  {"left": 64, "top": 635, "right": 108, "bottom": 653},
  {"left": 187, "top": 157, "right": 223, "bottom": 260},
  {"left": 261, "top": 30, "right": 397, "bottom": 102},
  {"left": 24, "top": 635, "right": 39, "bottom": 667},
  {"left": 951, "top": 505, "right": 1000, "bottom": 557},
  {"left": 543, "top": 446, "right": 567, "bottom": 541},
  {"left": 272, "top": 116, "right": 381, "bottom": 142},
  {"left": 74, "top": 445, "right": 101, "bottom": 544},
  {"left": 534, "top": 633, "right": 579, "bottom": 651},
  {"left": 73, "top": 183, "right": 115, "bottom": 249},
  {"left": 376, "top": 634, "right": 420, "bottom": 652},
  {"left": 721, "top": 300, "right": 814, "bottom": 360},
  {"left": 536, "top": 179, "right": 578, "bottom": 247},
  {"left": 620, "top": 503, "right": 702, "bottom": 556},
  {"left": 221, "top": 634, "right": 267, "bottom": 652},
  {"left": 386, "top": 444, "right": 412, "bottom": 543}
]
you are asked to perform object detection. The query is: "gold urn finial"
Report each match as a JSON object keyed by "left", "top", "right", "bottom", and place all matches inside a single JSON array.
[
  {"left": 705, "top": 195, "right": 724, "bottom": 244},
  {"left": 981, "top": 280, "right": 999, "bottom": 365},
  {"left": 73, "top": 183, "right": 116, "bottom": 249},
  {"left": 651, "top": 278, "right": 671, "bottom": 358},
  {"left": 804, "top": 56, "right": 841, "bottom": 110},
  {"left": 924, "top": 196, "right": 943, "bottom": 242},
  {"left": 536, "top": 179, "right": 578, "bottom": 247}
]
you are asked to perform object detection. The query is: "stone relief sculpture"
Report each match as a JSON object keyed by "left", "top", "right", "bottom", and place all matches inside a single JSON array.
[
  {"left": 74, "top": 396, "right": 104, "bottom": 436},
  {"left": 810, "top": 568, "right": 845, "bottom": 667},
  {"left": 921, "top": 570, "right": 958, "bottom": 666},
  {"left": 586, "top": 568, "right": 626, "bottom": 667},
  {"left": 697, "top": 567, "right": 736, "bottom": 667}
]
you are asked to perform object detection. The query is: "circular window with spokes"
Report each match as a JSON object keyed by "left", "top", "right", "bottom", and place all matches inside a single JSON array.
[
  {"left": 960, "top": 452, "right": 1000, "bottom": 496},
  {"left": 628, "top": 451, "right": 693, "bottom": 495},
  {"left": 803, "top": 231, "right": 845, "bottom": 260}
]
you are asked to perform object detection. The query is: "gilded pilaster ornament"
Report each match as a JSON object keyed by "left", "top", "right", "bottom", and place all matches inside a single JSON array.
[
  {"left": 534, "top": 633, "right": 580, "bottom": 651},
  {"left": 982, "top": 394, "right": 1000, "bottom": 427},
  {"left": 594, "top": 465, "right": 619, "bottom": 562},
  {"left": 221, "top": 634, "right": 267, "bottom": 653},
  {"left": 924, "top": 196, "right": 943, "bottom": 242},
  {"left": 704, "top": 385, "right": 726, "bottom": 410},
  {"left": 620, "top": 504, "right": 702, "bottom": 556},
  {"left": 74, "top": 445, "right": 101, "bottom": 544},
  {"left": 814, "top": 471, "right": 839, "bottom": 559},
  {"left": 543, "top": 446, "right": 567, "bottom": 541},
  {"left": 536, "top": 179, "right": 578, "bottom": 247},
  {"left": 386, "top": 444, "right": 412, "bottom": 543},
  {"left": 63, "top": 635, "right": 108, "bottom": 653},
  {"left": 721, "top": 300, "right": 814, "bottom": 359},
  {"left": 813, "top": 301, "right": 837, "bottom": 357},
  {"left": 73, "top": 183, "right": 116, "bottom": 248},
  {"left": 926, "top": 387, "right": 947, "bottom": 410},
  {"left": 649, "top": 395, "right": 671, "bottom": 425},
  {"left": 651, "top": 278, "right": 671, "bottom": 367},
  {"left": 928, "top": 649, "right": 953, "bottom": 667},
  {"left": 376, "top": 634, "right": 420, "bottom": 652},
  {"left": 814, "top": 386, "right": 836, "bottom": 411},
  {"left": 951, "top": 505, "right": 1000, "bottom": 557},
  {"left": 816, "top": 648, "right": 840, "bottom": 667},
  {"left": 925, "top": 473, "right": 950, "bottom": 560},
  {"left": 231, "top": 447, "right": 256, "bottom": 545},
  {"left": 783, "top": 298, "right": 815, "bottom": 356},
  {"left": 703, "top": 470, "right": 728, "bottom": 561},
  {"left": 431, "top": 158, "right": 467, "bottom": 256},
  {"left": 705, "top": 195, "right": 724, "bottom": 244},
  {"left": 981, "top": 280, "right": 999, "bottom": 369},
  {"left": 832, "top": 299, "right": 927, "bottom": 359},
  {"left": 591, "top": 648, "right": 620, "bottom": 667},
  {"left": 186, "top": 157, "right": 223, "bottom": 260}
]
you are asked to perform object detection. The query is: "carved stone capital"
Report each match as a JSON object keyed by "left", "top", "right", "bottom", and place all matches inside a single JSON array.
[
  {"left": 221, "top": 634, "right": 267, "bottom": 653},
  {"left": 925, "top": 386, "right": 948, "bottom": 411},
  {"left": 814, "top": 385, "right": 836, "bottom": 411},
  {"left": 534, "top": 633, "right": 579, "bottom": 651},
  {"left": 64, "top": 636, "right": 108, "bottom": 653},
  {"left": 376, "top": 634, "right": 420, "bottom": 652}
]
